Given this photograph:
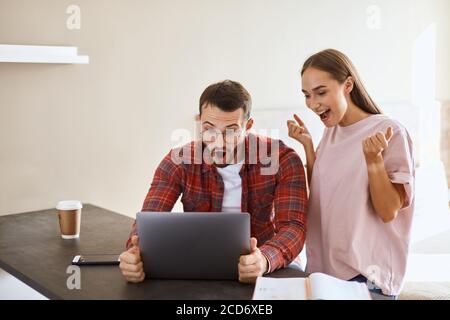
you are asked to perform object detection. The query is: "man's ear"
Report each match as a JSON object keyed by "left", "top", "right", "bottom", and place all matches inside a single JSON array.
[
  {"left": 345, "top": 76, "right": 354, "bottom": 94},
  {"left": 195, "top": 114, "right": 200, "bottom": 122},
  {"left": 245, "top": 118, "right": 254, "bottom": 131}
]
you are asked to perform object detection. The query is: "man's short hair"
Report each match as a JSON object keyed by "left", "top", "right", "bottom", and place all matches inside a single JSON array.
[{"left": 199, "top": 80, "right": 252, "bottom": 119}]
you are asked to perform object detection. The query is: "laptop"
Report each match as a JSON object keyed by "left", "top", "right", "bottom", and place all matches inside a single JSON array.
[{"left": 136, "top": 212, "right": 250, "bottom": 280}]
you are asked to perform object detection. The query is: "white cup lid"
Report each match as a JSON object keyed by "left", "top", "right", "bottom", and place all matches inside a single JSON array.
[{"left": 56, "top": 200, "right": 82, "bottom": 210}]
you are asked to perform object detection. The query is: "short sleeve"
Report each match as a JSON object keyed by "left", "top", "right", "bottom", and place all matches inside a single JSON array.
[{"left": 382, "top": 124, "right": 415, "bottom": 209}]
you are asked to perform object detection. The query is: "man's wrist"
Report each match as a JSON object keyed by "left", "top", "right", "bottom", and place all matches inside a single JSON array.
[{"left": 261, "top": 251, "right": 271, "bottom": 274}]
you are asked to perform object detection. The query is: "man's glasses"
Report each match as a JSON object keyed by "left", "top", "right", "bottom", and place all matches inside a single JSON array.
[{"left": 201, "top": 127, "right": 244, "bottom": 142}]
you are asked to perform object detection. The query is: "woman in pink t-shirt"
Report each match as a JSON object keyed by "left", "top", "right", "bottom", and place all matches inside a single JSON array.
[{"left": 287, "top": 49, "right": 415, "bottom": 298}]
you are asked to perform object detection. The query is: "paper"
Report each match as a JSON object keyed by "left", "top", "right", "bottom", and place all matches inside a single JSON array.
[
  {"left": 253, "top": 277, "right": 307, "bottom": 300},
  {"left": 253, "top": 273, "right": 371, "bottom": 300}
]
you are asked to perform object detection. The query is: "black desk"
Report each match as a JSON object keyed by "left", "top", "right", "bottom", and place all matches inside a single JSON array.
[{"left": 0, "top": 204, "right": 383, "bottom": 300}]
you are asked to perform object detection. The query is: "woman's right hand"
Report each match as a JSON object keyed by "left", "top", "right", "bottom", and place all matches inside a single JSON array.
[{"left": 287, "top": 114, "right": 312, "bottom": 148}]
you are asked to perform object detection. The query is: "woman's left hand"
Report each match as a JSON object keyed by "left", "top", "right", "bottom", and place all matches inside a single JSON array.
[{"left": 362, "top": 127, "right": 393, "bottom": 163}]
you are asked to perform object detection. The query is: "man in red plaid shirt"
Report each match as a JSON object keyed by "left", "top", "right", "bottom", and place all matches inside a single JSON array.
[{"left": 119, "top": 80, "right": 307, "bottom": 284}]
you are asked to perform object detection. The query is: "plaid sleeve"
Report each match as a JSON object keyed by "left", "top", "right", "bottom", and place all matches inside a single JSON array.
[
  {"left": 260, "top": 148, "right": 307, "bottom": 272},
  {"left": 125, "top": 150, "right": 183, "bottom": 249}
]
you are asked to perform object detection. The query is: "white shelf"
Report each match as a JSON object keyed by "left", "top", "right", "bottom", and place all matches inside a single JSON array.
[{"left": 0, "top": 44, "right": 89, "bottom": 64}]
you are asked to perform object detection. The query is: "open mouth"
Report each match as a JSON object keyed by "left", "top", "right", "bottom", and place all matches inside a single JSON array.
[
  {"left": 318, "top": 109, "right": 331, "bottom": 122},
  {"left": 214, "top": 149, "right": 225, "bottom": 157},
  {"left": 212, "top": 149, "right": 227, "bottom": 160}
]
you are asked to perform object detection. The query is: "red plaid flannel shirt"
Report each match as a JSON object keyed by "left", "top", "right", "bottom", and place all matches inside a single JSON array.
[{"left": 126, "top": 134, "right": 307, "bottom": 273}]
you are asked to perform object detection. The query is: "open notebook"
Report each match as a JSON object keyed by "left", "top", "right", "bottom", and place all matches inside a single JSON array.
[{"left": 253, "top": 273, "right": 371, "bottom": 300}]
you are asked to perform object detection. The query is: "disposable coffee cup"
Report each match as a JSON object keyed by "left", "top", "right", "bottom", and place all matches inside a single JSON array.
[{"left": 56, "top": 200, "right": 82, "bottom": 239}]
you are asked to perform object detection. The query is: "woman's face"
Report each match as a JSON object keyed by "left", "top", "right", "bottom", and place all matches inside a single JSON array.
[{"left": 301, "top": 67, "right": 351, "bottom": 127}]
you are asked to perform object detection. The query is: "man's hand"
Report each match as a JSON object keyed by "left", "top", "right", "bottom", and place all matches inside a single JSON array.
[
  {"left": 119, "top": 235, "right": 145, "bottom": 283},
  {"left": 238, "top": 237, "right": 268, "bottom": 284}
]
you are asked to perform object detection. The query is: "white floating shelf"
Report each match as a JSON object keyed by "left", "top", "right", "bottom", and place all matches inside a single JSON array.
[{"left": 0, "top": 44, "right": 89, "bottom": 64}]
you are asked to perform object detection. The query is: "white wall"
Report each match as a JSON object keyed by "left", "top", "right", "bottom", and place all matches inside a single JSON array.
[{"left": 0, "top": 0, "right": 449, "bottom": 217}]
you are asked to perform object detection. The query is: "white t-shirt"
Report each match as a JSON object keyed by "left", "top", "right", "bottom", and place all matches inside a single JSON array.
[{"left": 216, "top": 162, "right": 244, "bottom": 213}]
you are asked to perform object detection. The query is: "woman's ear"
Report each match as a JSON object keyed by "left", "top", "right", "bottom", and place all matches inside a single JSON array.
[{"left": 345, "top": 76, "right": 354, "bottom": 94}]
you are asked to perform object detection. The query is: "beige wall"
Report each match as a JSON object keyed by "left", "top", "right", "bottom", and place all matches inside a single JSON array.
[{"left": 1, "top": 0, "right": 449, "bottom": 217}]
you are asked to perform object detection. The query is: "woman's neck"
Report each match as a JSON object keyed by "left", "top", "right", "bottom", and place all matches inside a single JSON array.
[{"left": 339, "top": 102, "right": 371, "bottom": 127}]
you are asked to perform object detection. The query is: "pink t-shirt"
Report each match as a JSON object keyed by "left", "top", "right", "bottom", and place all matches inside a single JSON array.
[{"left": 306, "top": 114, "right": 415, "bottom": 296}]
